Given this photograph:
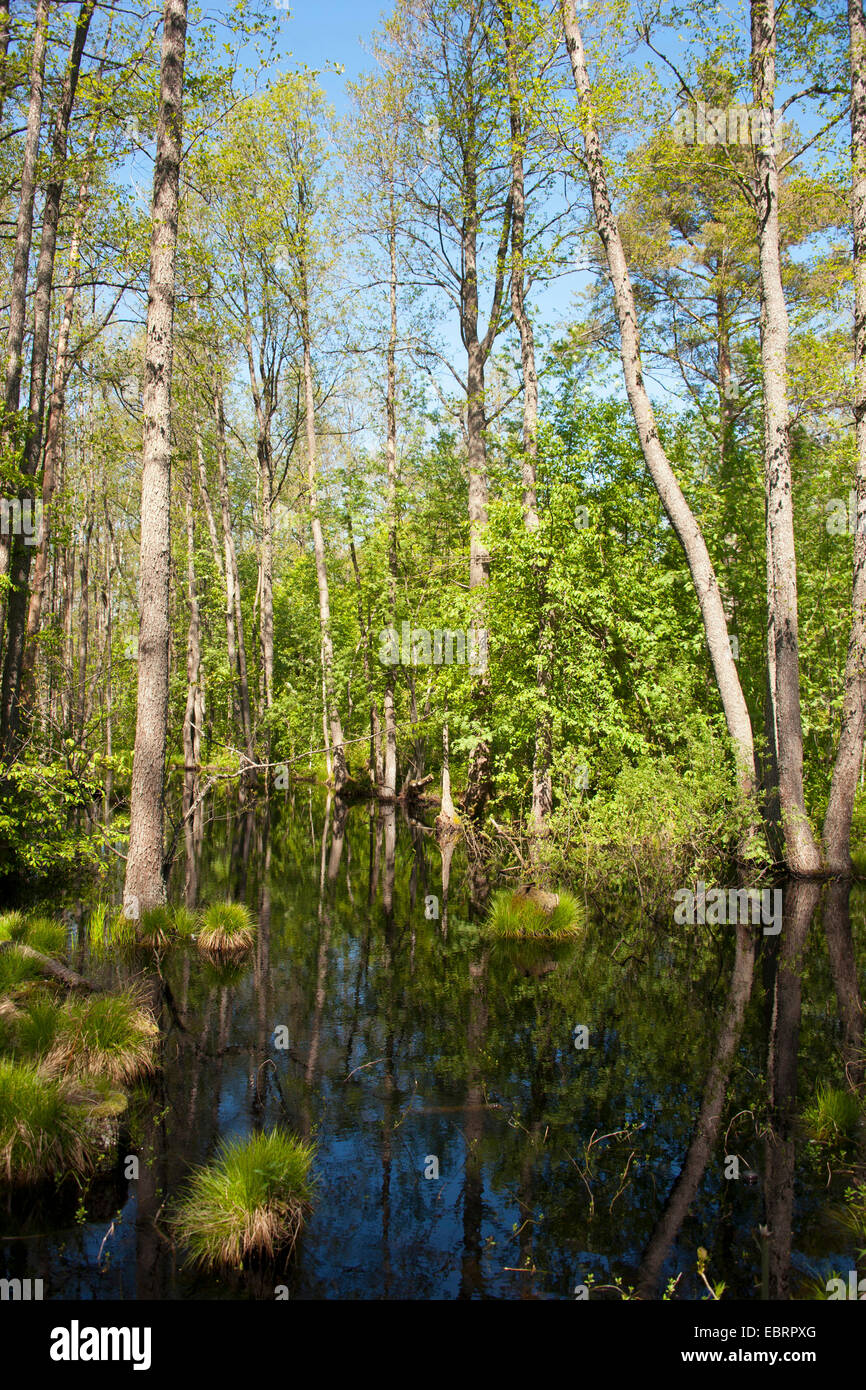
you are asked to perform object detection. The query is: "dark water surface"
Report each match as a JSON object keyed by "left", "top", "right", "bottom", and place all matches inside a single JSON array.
[{"left": 2, "top": 791, "right": 865, "bottom": 1300}]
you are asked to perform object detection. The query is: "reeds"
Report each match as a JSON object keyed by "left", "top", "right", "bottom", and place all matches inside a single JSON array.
[{"left": 174, "top": 1128, "right": 315, "bottom": 1269}]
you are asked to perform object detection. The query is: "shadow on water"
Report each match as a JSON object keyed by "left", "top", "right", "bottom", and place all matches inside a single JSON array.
[{"left": 2, "top": 789, "right": 865, "bottom": 1300}]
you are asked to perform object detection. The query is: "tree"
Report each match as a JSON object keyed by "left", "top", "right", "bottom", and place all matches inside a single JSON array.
[{"left": 124, "top": 0, "right": 188, "bottom": 914}]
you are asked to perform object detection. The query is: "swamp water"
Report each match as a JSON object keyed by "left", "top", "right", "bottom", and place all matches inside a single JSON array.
[{"left": 2, "top": 791, "right": 864, "bottom": 1300}]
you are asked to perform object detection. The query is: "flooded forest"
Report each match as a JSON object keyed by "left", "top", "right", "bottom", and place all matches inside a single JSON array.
[{"left": 1, "top": 0, "right": 865, "bottom": 1325}]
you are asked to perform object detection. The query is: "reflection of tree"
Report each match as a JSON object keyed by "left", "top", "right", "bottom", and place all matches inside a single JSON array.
[
  {"left": 823, "top": 878, "right": 865, "bottom": 1090},
  {"left": 637, "top": 919, "right": 757, "bottom": 1299},
  {"left": 252, "top": 812, "right": 271, "bottom": 1124},
  {"left": 762, "top": 880, "right": 819, "bottom": 1300},
  {"left": 458, "top": 945, "right": 490, "bottom": 1300}
]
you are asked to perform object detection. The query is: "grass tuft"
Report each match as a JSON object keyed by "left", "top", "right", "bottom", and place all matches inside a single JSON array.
[
  {"left": 802, "top": 1083, "right": 863, "bottom": 1147},
  {"left": 17, "top": 916, "right": 66, "bottom": 958},
  {"left": 198, "top": 901, "right": 257, "bottom": 956},
  {"left": 0, "top": 945, "right": 44, "bottom": 994},
  {"left": 0, "top": 1057, "right": 95, "bottom": 1183},
  {"left": 174, "top": 1128, "right": 315, "bottom": 1269},
  {"left": 486, "top": 887, "right": 585, "bottom": 939},
  {"left": 42, "top": 990, "right": 159, "bottom": 1085}
]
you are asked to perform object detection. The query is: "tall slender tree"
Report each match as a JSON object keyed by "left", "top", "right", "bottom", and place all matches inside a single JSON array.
[{"left": 124, "top": 0, "right": 188, "bottom": 914}]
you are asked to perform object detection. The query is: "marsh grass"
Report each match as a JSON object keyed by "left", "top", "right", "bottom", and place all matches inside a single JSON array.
[
  {"left": 0, "top": 1057, "right": 94, "bottom": 1183},
  {"left": 0, "top": 911, "right": 24, "bottom": 943},
  {"left": 174, "top": 1128, "right": 315, "bottom": 1269},
  {"left": 138, "top": 907, "right": 174, "bottom": 949},
  {"left": 802, "top": 1084, "right": 863, "bottom": 1147},
  {"left": 43, "top": 990, "right": 158, "bottom": 1085},
  {"left": 16, "top": 916, "right": 66, "bottom": 958},
  {"left": 0, "top": 945, "right": 44, "bottom": 994},
  {"left": 87, "top": 904, "right": 137, "bottom": 959},
  {"left": 198, "top": 902, "right": 257, "bottom": 956},
  {"left": 486, "top": 888, "right": 585, "bottom": 939},
  {"left": 171, "top": 906, "right": 198, "bottom": 939},
  {"left": 13, "top": 993, "right": 62, "bottom": 1060}
]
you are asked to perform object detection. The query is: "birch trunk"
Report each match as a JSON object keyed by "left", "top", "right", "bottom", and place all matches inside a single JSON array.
[
  {"left": 823, "top": 0, "right": 866, "bottom": 873},
  {"left": 124, "top": 0, "right": 188, "bottom": 914},
  {"left": 502, "top": 2, "right": 552, "bottom": 836},
  {"left": 0, "top": 0, "right": 50, "bottom": 656},
  {"left": 300, "top": 254, "right": 347, "bottom": 794},
  {"left": 0, "top": 0, "right": 96, "bottom": 745},
  {"left": 560, "top": 0, "right": 756, "bottom": 802},
  {"left": 383, "top": 193, "right": 399, "bottom": 801},
  {"left": 750, "top": 0, "right": 821, "bottom": 872},
  {"left": 213, "top": 375, "right": 253, "bottom": 760}
]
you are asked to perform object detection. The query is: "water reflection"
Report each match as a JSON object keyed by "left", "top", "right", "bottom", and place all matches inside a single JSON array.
[{"left": 2, "top": 793, "right": 864, "bottom": 1301}]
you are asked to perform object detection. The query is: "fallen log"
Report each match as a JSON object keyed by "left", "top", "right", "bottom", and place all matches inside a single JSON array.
[{"left": 0, "top": 940, "right": 98, "bottom": 992}]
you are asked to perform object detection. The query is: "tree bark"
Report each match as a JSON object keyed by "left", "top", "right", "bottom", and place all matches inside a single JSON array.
[
  {"left": 213, "top": 374, "right": 253, "bottom": 760},
  {"left": 299, "top": 242, "right": 347, "bottom": 794},
  {"left": 24, "top": 170, "right": 90, "bottom": 671},
  {"left": 0, "top": 0, "right": 50, "bottom": 655},
  {"left": 502, "top": 2, "right": 552, "bottom": 837},
  {"left": 383, "top": 190, "right": 399, "bottom": 801},
  {"left": 823, "top": 0, "right": 866, "bottom": 873},
  {"left": 560, "top": 0, "right": 756, "bottom": 803},
  {"left": 0, "top": 0, "right": 96, "bottom": 746},
  {"left": 750, "top": 0, "right": 821, "bottom": 872},
  {"left": 124, "top": 0, "right": 188, "bottom": 915},
  {"left": 182, "top": 457, "right": 202, "bottom": 822}
]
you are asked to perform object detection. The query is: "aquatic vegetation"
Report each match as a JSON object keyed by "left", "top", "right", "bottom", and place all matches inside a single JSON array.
[
  {"left": 138, "top": 907, "right": 174, "bottom": 949},
  {"left": 0, "top": 944, "right": 44, "bottom": 993},
  {"left": 43, "top": 991, "right": 159, "bottom": 1085},
  {"left": 13, "top": 993, "right": 62, "bottom": 1060},
  {"left": 174, "top": 1128, "right": 315, "bottom": 1269},
  {"left": 197, "top": 901, "right": 257, "bottom": 956},
  {"left": 802, "top": 1084, "right": 863, "bottom": 1147},
  {"left": 0, "top": 911, "right": 24, "bottom": 943},
  {"left": 486, "top": 887, "right": 585, "bottom": 939},
  {"left": 87, "top": 905, "right": 138, "bottom": 959},
  {"left": 0, "top": 1057, "right": 94, "bottom": 1184},
  {"left": 15, "top": 915, "right": 66, "bottom": 958},
  {"left": 171, "top": 906, "right": 198, "bottom": 939}
]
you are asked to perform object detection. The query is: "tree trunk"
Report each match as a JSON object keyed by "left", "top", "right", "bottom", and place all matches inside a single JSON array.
[
  {"left": 750, "top": 0, "right": 821, "bottom": 873},
  {"left": 824, "top": 0, "right": 866, "bottom": 874},
  {"left": 300, "top": 261, "right": 347, "bottom": 793},
  {"left": 383, "top": 192, "right": 399, "bottom": 801},
  {"left": 0, "top": 0, "right": 50, "bottom": 657},
  {"left": 560, "top": 0, "right": 756, "bottom": 804},
  {"left": 502, "top": 2, "right": 552, "bottom": 837},
  {"left": 124, "top": 0, "right": 188, "bottom": 915},
  {"left": 213, "top": 375, "right": 253, "bottom": 760},
  {"left": 24, "top": 170, "right": 90, "bottom": 672},
  {"left": 0, "top": 0, "right": 11, "bottom": 127},
  {"left": 0, "top": 0, "right": 96, "bottom": 746},
  {"left": 182, "top": 458, "right": 201, "bottom": 821}
]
